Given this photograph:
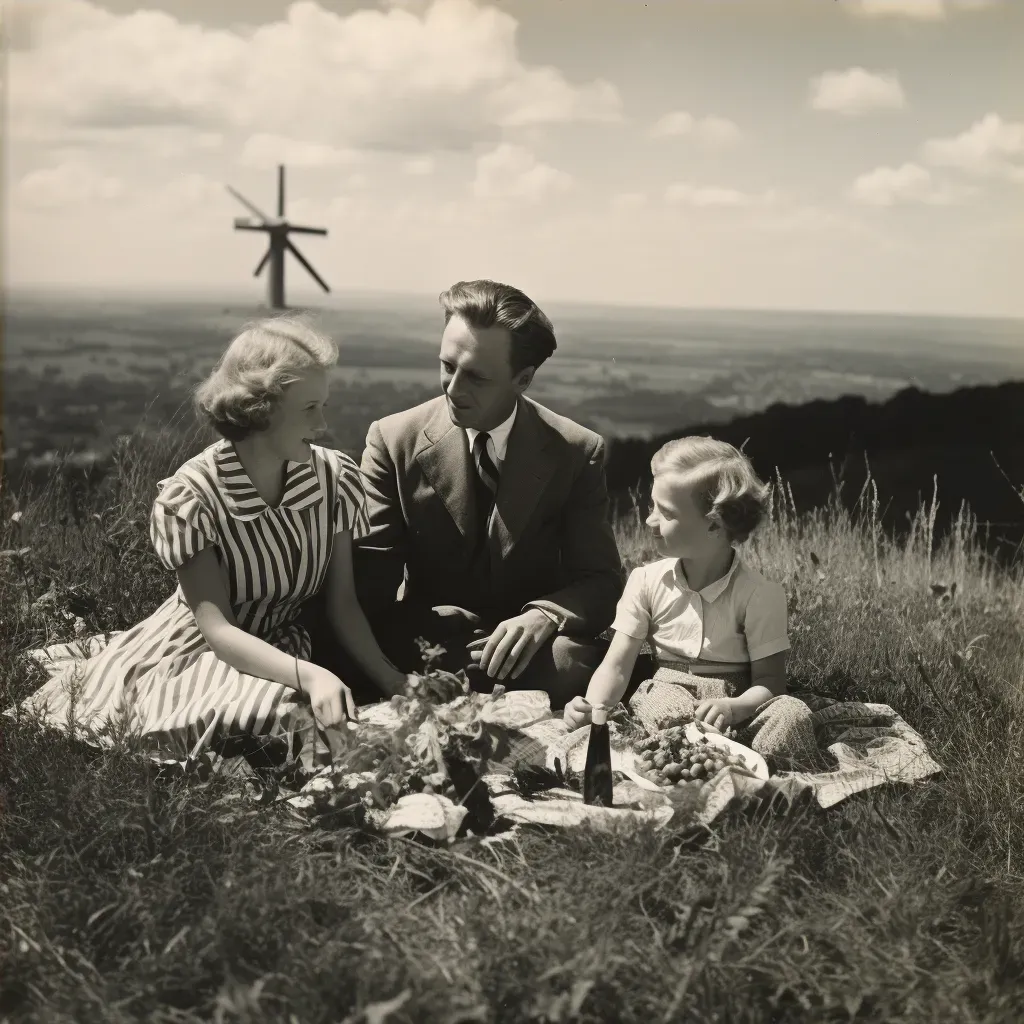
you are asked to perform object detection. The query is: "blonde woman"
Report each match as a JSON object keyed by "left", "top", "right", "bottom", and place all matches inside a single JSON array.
[{"left": 19, "top": 315, "right": 410, "bottom": 767}]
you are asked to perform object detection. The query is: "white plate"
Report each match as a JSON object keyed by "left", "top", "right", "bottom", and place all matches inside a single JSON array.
[
  {"left": 621, "top": 724, "right": 770, "bottom": 790},
  {"left": 684, "top": 722, "right": 769, "bottom": 779}
]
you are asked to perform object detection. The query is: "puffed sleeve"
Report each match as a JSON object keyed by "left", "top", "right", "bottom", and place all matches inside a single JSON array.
[
  {"left": 328, "top": 451, "right": 371, "bottom": 540},
  {"left": 743, "top": 581, "right": 790, "bottom": 662},
  {"left": 149, "top": 474, "right": 218, "bottom": 571},
  {"left": 609, "top": 565, "right": 652, "bottom": 640}
]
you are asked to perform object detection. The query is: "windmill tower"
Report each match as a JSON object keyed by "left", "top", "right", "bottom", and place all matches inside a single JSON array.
[{"left": 227, "top": 165, "right": 329, "bottom": 309}]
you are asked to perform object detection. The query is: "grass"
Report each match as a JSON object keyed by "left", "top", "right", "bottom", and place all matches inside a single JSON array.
[{"left": 2, "top": 432, "right": 1024, "bottom": 1023}]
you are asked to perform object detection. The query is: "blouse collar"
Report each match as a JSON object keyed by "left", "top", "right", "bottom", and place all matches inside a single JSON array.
[{"left": 213, "top": 440, "right": 323, "bottom": 520}]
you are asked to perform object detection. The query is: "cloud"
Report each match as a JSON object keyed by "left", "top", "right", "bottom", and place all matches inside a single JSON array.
[
  {"left": 240, "top": 133, "right": 363, "bottom": 170},
  {"left": 15, "top": 161, "right": 126, "bottom": 209},
  {"left": 472, "top": 143, "right": 572, "bottom": 201},
  {"left": 846, "top": 0, "right": 999, "bottom": 18},
  {"left": 848, "top": 162, "right": 969, "bottom": 206},
  {"left": 751, "top": 204, "right": 870, "bottom": 236},
  {"left": 650, "top": 112, "right": 741, "bottom": 146},
  {"left": 8, "top": 0, "right": 622, "bottom": 155},
  {"left": 809, "top": 68, "right": 906, "bottom": 116},
  {"left": 922, "top": 113, "right": 1024, "bottom": 181},
  {"left": 158, "top": 173, "right": 231, "bottom": 216},
  {"left": 611, "top": 192, "right": 647, "bottom": 211},
  {"left": 404, "top": 155, "right": 436, "bottom": 175},
  {"left": 664, "top": 182, "right": 774, "bottom": 208},
  {"left": 12, "top": 161, "right": 233, "bottom": 217}
]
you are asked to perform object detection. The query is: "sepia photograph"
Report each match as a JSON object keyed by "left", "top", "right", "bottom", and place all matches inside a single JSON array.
[{"left": 1, "top": 1, "right": 1022, "bottom": 1021}]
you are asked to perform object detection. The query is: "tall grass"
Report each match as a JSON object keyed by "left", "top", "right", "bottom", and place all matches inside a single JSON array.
[{"left": 2, "top": 430, "right": 1023, "bottom": 1023}]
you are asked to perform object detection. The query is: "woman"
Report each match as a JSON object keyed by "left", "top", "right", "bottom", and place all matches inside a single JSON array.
[{"left": 19, "top": 314, "right": 411, "bottom": 767}]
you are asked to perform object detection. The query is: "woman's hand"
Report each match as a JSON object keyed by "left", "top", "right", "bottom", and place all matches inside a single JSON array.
[{"left": 301, "top": 664, "right": 359, "bottom": 726}]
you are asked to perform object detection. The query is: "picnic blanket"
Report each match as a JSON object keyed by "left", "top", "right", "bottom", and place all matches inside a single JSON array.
[{"left": 293, "top": 687, "right": 942, "bottom": 842}]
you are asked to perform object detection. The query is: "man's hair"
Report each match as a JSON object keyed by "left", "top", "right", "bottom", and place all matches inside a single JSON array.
[
  {"left": 438, "top": 279, "right": 557, "bottom": 375},
  {"left": 651, "top": 436, "right": 770, "bottom": 544},
  {"left": 193, "top": 313, "right": 337, "bottom": 441}
]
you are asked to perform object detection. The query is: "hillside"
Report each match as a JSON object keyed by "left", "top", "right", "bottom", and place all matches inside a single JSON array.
[
  {"left": 2, "top": 427, "right": 1023, "bottom": 1022},
  {"left": 605, "top": 380, "right": 1024, "bottom": 559}
]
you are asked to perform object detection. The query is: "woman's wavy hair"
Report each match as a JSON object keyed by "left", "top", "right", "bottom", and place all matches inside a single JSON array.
[
  {"left": 651, "top": 436, "right": 770, "bottom": 544},
  {"left": 193, "top": 314, "right": 337, "bottom": 441}
]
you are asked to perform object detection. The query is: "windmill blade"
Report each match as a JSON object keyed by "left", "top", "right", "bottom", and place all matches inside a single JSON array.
[
  {"left": 253, "top": 248, "right": 271, "bottom": 277},
  {"left": 277, "top": 165, "right": 285, "bottom": 218},
  {"left": 225, "top": 184, "right": 270, "bottom": 222},
  {"left": 287, "top": 239, "right": 330, "bottom": 293},
  {"left": 288, "top": 224, "right": 328, "bottom": 236}
]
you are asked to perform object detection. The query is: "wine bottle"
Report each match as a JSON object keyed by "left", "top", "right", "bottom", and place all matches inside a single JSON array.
[{"left": 582, "top": 705, "right": 613, "bottom": 806}]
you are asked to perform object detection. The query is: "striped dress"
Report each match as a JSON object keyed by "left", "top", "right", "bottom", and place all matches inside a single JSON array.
[{"left": 16, "top": 439, "right": 369, "bottom": 765}]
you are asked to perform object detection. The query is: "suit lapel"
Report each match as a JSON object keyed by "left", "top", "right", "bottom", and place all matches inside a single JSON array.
[
  {"left": 415, "top": 402, "right": 476, "bottom": 539},
  {"left": 490, "top": 399, "right": 557, "bottom": 561}
]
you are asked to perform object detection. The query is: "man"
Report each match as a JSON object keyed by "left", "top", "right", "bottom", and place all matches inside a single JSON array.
[{"left": 346, "top": 279, "right": 625, "bottom": 709}]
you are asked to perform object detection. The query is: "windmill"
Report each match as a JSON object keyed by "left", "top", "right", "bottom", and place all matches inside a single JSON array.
[{"left": 227, "top": 164, "right": 330, "bottom": 309}]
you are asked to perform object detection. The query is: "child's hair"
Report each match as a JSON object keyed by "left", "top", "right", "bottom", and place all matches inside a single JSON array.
[
  {"left": 193, "top": 314, "right": 338, "bottom": 441},
  {"left": 651, "top": 436, "right": 769, "bottom": 543}
]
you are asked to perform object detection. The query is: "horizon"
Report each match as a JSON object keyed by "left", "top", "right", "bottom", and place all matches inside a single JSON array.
[
  {"left": 6, "top": 0, "right": 1024, "bottom": 319},
  {"left": 8, "top": 282, "right": 1024, "bottom": 329}
]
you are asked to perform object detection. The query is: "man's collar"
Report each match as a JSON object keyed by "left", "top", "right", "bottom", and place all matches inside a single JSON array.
[
  {"left": 672, "top": 551, "right": 739, "bottom": 603},
  {"left": 466, "top": 401, "right": 519, "bottom": 461},
  {"left": 213, "top": 441, "right": 323, "bottom": 520}
]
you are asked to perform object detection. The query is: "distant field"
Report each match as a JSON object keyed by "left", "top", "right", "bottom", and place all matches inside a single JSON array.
[{"left": 3, "top": 291, "right": 1023, "bottom": 466}]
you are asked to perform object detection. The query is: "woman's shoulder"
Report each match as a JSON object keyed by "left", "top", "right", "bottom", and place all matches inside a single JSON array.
[
  {"left": 154, "top": 441, "right": 226, "bottom": 509},
  {"left": 310, "top": 444, "right": 362, "bottom": 484}
]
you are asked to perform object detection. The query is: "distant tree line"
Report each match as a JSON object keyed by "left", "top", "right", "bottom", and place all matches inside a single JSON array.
[{"left": 605, "top": 380, "right": 1024, "bottom": 560}]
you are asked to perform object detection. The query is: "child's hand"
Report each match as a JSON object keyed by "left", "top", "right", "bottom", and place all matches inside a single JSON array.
[
  {"left": 563, "top": 696, "right": 593, "bottom": 730},
  {"left": 694, "top": 697, "right": 735, "bottom": 733}
]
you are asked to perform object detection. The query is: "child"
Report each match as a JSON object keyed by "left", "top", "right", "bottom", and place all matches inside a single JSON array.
[{"left": 564, "top": 437, "right": 816, "bottom": 765}]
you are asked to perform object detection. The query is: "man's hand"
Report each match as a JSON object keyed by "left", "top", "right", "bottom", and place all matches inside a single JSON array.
[
  {"left": 471, "top": 608, "right": 557, "bottom": 681},
  {"left": 694, "top": 697, "right": 736, "bottom": 733}
]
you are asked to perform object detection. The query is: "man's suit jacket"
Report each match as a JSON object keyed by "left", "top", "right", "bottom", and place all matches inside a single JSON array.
[{"left": 353, "top": 395, "right": 624, "bottom": 637}]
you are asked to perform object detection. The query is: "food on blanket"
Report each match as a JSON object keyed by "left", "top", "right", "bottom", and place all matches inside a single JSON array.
[
  {"left": 659, "top": 716, "right": 741, "bottom": 741},
  {"left": 403, "top": 668, "right": 467, "bottom": 704},
  {"left": 658, "top": 715, "right": 739, "bottom": 740},
  {"left": 298, "top": 671, "right": 513, "bottom": 834},
  {"left": 634, "top": 727, "right": 753, "bottom": 790}
]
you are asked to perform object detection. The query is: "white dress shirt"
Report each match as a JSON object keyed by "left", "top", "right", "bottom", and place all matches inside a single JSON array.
[{"left": 465, "top": 402, "right": 518, "bottom": 470}]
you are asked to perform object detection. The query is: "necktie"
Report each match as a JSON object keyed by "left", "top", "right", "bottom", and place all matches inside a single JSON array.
[
  {"left": 473, "top": 431, "right": 500, "bottom": 497},
  {"left": 472, "top": 432, "right": 500, "bottom": 539}
]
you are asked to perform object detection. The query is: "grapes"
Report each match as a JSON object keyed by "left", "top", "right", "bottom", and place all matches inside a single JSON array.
[{"left": 632, "top": 728, "right": 753, "bottom": 791}]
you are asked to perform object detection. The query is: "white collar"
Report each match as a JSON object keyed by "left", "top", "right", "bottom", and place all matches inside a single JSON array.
[
  {"left": 672, "top": 550, "right": 740, "bottom": 603},
  {"left": 466, "top": 402, "right": 518, "bottom": 463}
]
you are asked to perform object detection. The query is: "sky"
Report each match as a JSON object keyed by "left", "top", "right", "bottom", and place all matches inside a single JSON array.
[{"left": 3, "top": 0, "right": 1023, "bottom": 316}]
